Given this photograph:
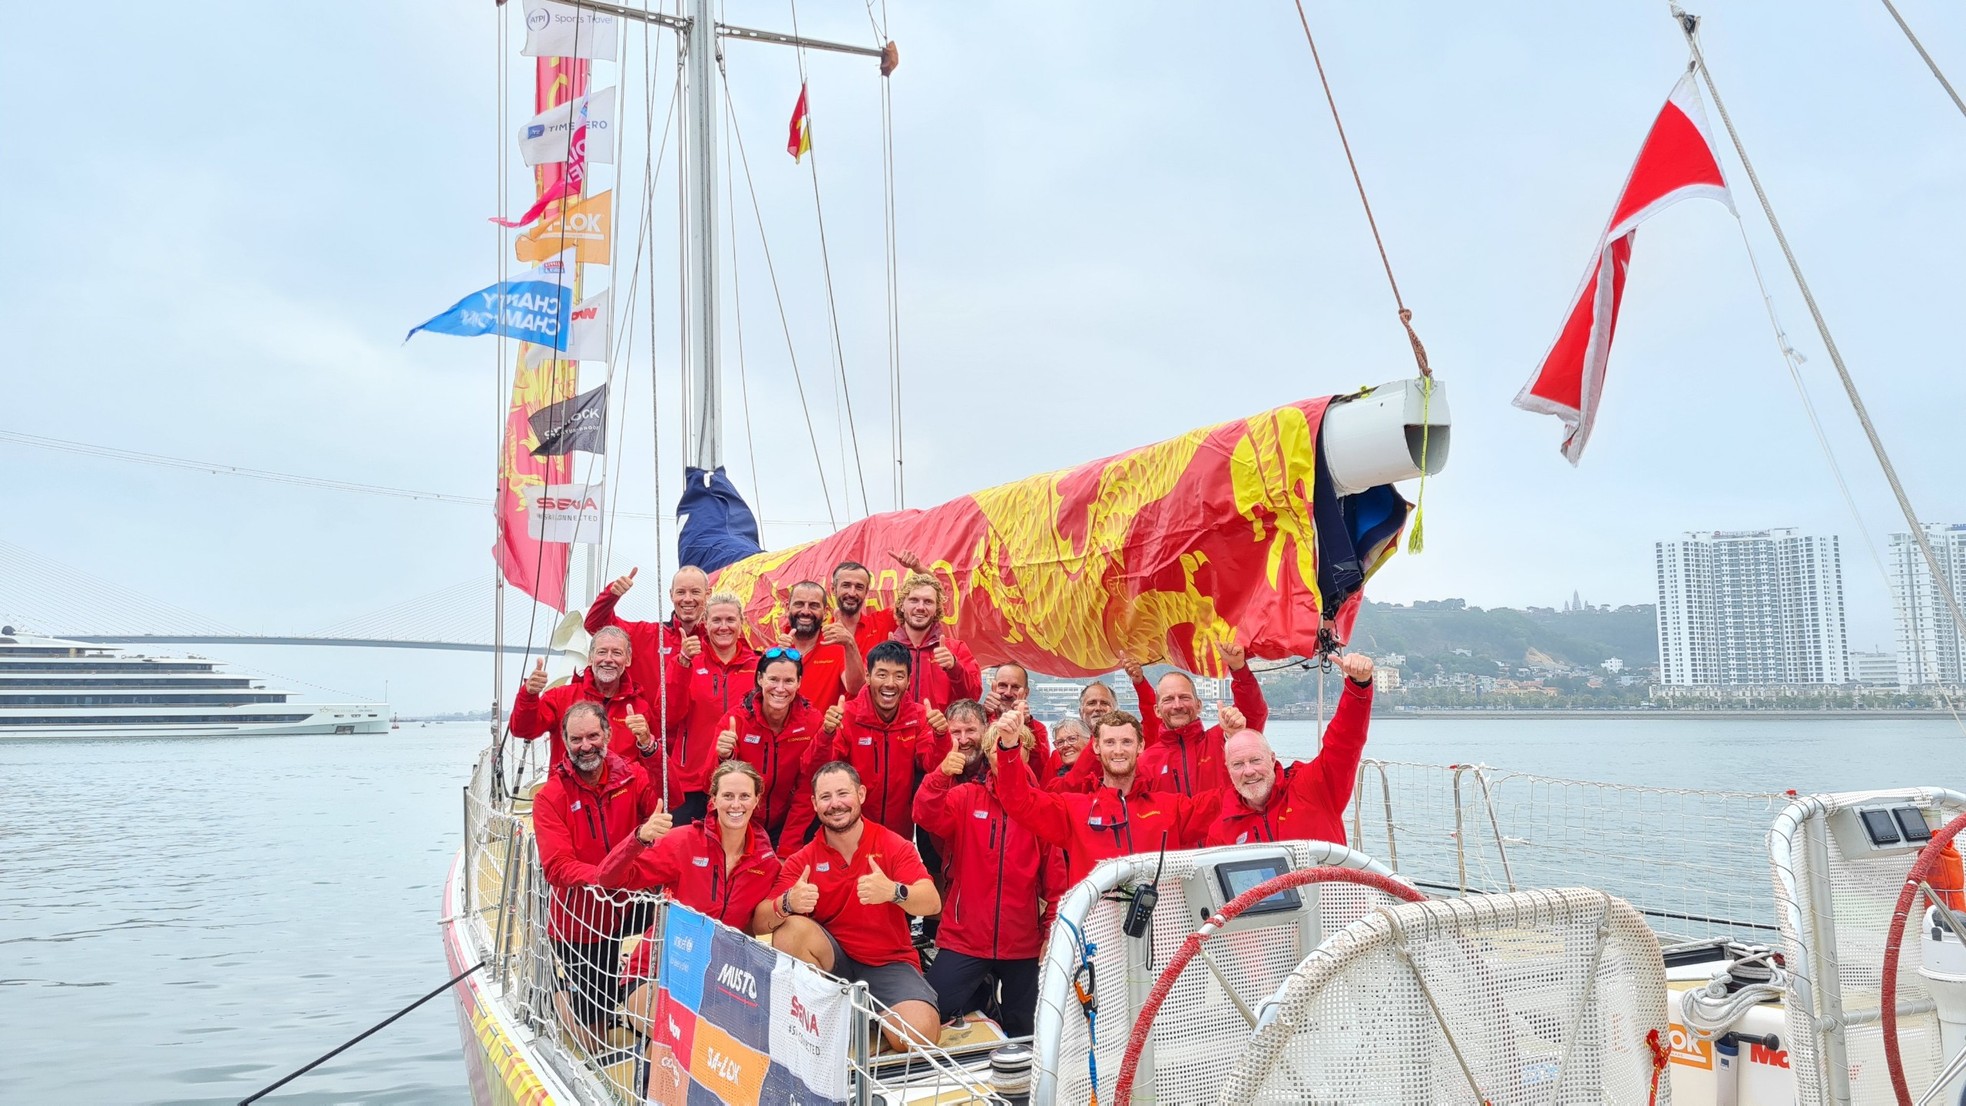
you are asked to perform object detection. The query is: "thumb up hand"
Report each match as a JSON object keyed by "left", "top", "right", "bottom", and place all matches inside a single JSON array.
[
  {"left": 717, "top": 715, "right": 739, "bottom": 758},
  {"left": 625, "top": 710, "right": 650, "bottom": 742},
  {"left": 939, "top": 743, "right": 968, "bottom": 777},
  {"left": 857, "top": 857, "right": 895, "bottom": 905},
  {"left": 786, "top": 867, "right": 820, "bottom": 914},
  {"left": 525, "top": 657, "right": 549, "bottom": 695},
  {"left": 610, "top": 566, "right": 639, "bottom": 597},
  {"left": 923, "top": 699, "right": 948, "bottom": 735},
  {"left": 638, "top": 798, "right": 673, "bottom": 844},
  {"left": 823, "top": 702, "right": 844, "bottom": 734},
  {"left": 933, "top": 643, "right": 956, "bottom": 670}
]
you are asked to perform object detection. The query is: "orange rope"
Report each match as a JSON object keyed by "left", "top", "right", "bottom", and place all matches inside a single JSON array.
[{"left": 1290, "top": 0, "right": 1430, "bottom": 378}]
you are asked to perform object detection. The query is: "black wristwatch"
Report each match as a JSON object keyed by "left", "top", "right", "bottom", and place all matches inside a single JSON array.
[{"left": 891, "top": 882, "right": 909, "bottom": 904}]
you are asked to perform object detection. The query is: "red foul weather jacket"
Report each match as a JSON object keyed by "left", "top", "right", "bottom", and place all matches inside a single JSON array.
[
  {"left": 1205, "top": 677, "right": 1372, "bottom": 847},
  {"left": 598, "top": 817, "right": 782, "bottom": 979},
  {"left": 670, "top": 642, "right": 759, "bottom": 797},
  {"left": 990, "top": 744, "right": 1222, "bottom": 888},
  {"left": 507, "top": 668, "right": 654, "bottom": 771},
  {"left": 886, "top": 625, "right": 981, "bottom": 712},
  {"left": 729, "top": 692, "right": 827, "bottom": 848},
  {"left": 914, "top": 765, "right": 1065, "bottom": 961},
  {"left": 1137, "top": 665, "right": 1271, "bottom": 796},
  {"left": 806, "top": 688, "right": 940, "bottom": 838},
  {"left": 531, "top": 753, "right": 660, "bottom": 942},
  {"left": 582, "top": 587, "right": 698, "bottom": 725}
]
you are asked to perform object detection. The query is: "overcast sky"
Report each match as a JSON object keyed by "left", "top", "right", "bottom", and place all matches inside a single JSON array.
[{"left": 3, "top": 1, "right": 1961, "bottom": 714}]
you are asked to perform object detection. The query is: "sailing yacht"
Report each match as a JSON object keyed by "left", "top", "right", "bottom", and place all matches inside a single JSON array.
[{"left": 437, "top": 3, "right": 1966, "bottom": 1104}]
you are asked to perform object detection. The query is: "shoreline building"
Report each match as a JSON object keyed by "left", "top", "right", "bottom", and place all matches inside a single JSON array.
[
  {"left": 1655, "top": 529, "right": 1849, "bottom": 686},
  {"left": 1888, "top": 523, "right": 1966, "bottom": 687}
]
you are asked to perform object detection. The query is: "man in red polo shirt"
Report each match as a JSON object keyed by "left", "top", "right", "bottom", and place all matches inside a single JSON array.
[
  {"left": 754, "top": 762, "right": 943, "bottom": 1051},
  {"left": 829, "top": 560, "right": 896, "bottom": 660},
  {"left": 778, "top": 579, "right": 863, "bottom": 714}
]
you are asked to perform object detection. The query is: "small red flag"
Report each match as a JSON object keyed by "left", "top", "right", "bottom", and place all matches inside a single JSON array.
[
  {"left": 1514, "top": 73, "right": 1733, "bottom": 463},
  {"left": 787, "top": 83, "right": 811, "bottom": 162}
]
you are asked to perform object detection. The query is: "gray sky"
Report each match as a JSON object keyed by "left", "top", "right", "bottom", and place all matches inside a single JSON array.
[{"left": 3, "top": 1, "right": 1961, "bottom": 713}]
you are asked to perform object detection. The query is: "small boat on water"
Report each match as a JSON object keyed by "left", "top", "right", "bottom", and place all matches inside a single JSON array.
[
  {"left": 0, "top": 628, "right": 390, "bottom": 739},
  {"left": 432, "top": 3, "right": 1966, "bottom": 1103}
]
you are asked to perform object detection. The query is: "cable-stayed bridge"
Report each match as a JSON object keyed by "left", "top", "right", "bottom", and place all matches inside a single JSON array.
[{"left": 0, "top": 538, "right": 565, "bottom": 654}]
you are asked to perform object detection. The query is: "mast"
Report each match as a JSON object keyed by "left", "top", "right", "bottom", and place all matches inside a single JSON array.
[{"left": 683, "top": 0, "right": 722, "bottom": 472}]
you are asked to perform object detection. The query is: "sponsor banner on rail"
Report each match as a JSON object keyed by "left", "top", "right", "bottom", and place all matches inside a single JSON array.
[{"left": 650, "top": 904, "right": 851, "bottom": 1106}]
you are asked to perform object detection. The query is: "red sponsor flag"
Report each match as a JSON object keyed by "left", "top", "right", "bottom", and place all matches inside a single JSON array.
[
  {"left": 787, "top": 83, "right": 811, "bottom": 162},
  {"left": 1514, "top": 72, "right": 1732, "bottom": 463}
]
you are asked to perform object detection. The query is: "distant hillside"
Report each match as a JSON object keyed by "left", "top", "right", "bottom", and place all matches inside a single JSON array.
[{"left": 1344, "top": 599, "right": 1658, "bottom": 668}]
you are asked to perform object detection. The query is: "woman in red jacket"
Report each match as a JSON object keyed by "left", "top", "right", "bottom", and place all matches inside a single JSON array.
[
  {"left": 598, "top": 760, "right": 783, "bottom": 1045},
  {"left": 730, "top": 648, "right": 826, "bottom": 849},
  {"left": 668, "top": 592, "right": 759, "bottom": 825}
]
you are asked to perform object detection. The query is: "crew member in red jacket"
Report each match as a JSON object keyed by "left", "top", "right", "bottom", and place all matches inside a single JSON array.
[
  {"left": 669, "top": 592, "right": 758, "bottom": 826},
  {"left": 729, "top": 648, "right": 826, "bottom": 848},
  {"left": 913, "top": 702, "right": 1063, "bottom": 1037},
  {"left": 507, "top": 627, "right": 656, "bottom": 771},
  {"left": 829, "top": 549, "right": 927, "bottom": 660},
  {"left": 807, "top": 640, "right": 946, "bottom": 839},
  {"left": 754, "top": 762, "right": 944, "bottom": 1052},
  {"left": 1136, "top": 642, "right": 1269, "bottom": 796},
  {"left": 888, "top": 572, "right": 980, "bottom": 711},
  {"left": 991, "top": 709, "right": 1222, "bottom": 888},
  {"left": 582, "top": 564, "right": 709, "bottom": 729},
  {"left": 1206, "top": 654, "right": 1375, "bottom": 847},
  {"left": 597, "top": 760, "right": 782, "bottom": 1050},
  {"left": 776, "top": 579, "right": 863, "bottom": 714},
  {"left": 982, "top": 662, "right": 1051, "bottom": 773},
  {"left": 530, "top": 702, "right": 663, "bottom": 1052}
]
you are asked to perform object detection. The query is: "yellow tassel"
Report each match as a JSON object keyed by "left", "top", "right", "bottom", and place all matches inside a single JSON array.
[{"left": 1406, "top": 376, "right": 1433, "bottom": 555}]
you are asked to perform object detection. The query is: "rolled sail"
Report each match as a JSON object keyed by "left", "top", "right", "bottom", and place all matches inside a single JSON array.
[{"left": 699, "top": 383, "right": 1444, "bottom": 676}]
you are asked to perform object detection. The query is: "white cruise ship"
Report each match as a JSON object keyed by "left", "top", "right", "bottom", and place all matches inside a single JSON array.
[{"left": 0, "top": 628, "right": 390, "bottom": 739}]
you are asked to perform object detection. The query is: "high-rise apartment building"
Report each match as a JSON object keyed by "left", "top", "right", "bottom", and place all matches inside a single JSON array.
[
  {"left": 1888, "top": 523, "right": 1966, "bottom": 687},
  {"left": 1655, "top": 529, "right": 1849, "bottom": 686}
]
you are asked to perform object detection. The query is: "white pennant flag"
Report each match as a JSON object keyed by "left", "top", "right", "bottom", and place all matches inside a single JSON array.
[
  {"left": 524, "top": 289, "right": 612, "bottom": 365},
  {"left": 518, "top": 87, "right": 616, "bottom": 168},
  {"left": 522, "top": 1, "right": 619, "bottom": 60}
]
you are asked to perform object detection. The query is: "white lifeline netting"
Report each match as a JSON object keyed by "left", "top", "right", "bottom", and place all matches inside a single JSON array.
[
  {"left": 1034, "top": 843, "right": 1409, "bottom": 1106},
  {"left": 1218, "top": 888, "right": 1671, "bottom": 1106},
  {"left": 1770, "top": 788, "right": 1966, "bottom": 1106}
]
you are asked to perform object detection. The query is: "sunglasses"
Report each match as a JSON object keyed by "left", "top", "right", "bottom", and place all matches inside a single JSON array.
[{"left": 762, "top": 647, "right": 803, "bottom": 663}]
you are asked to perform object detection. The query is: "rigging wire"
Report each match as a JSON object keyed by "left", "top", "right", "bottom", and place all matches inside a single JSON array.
[
  {"left": 1288, "top": 0, "right": 1431, "bottom": 381},
  {"left": 492, "top": 0, "right": 511, "bottom": 760},
  {"left": 1876, "top": 0, "right": 1966, "bottom": 122},
  {"left": 1676, "top": 9, "right": 1966, "bottom": 689},
  {"left": 722, "top": 65, "right": 841, "bottom": 527},
  {"left": 718, "top": 38, "right": 767, "bottom": 525},
  {"left": 876, "top": 12, "right": 904, "bottom": 511},
  {"left": 787, "top": 0, "right": 875, "bottom": 519}
]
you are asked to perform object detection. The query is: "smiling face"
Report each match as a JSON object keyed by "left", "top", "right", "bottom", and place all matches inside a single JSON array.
[
  {"left": 1079, "top": 682, "right": 1116, "bottom": 728},
  {"left": 1223, "top": 730, "right": 1276, "bottom": 810},
  {"left": 670, "top": 568, "right": 709, "bottom": 625},
  {"left": 588, "top": 629, "right": 630, "bottom": 685},
  {"left": 1094, "top": 719, "right": 1142, "bottom": 780},
  {"left": 1155, "top": 672, "right": 1200, "bottom": 730},
  {"left": 758, "top": 658, "right": 800, "bottom": 715},
  {"left": 565, "top": 709, "right": 609, "bottom": 776},
  {"left": 786, "top": 584, "right": 827, "bottom": 638},
  {"left": 812, "top": 767, "right": 865, "bottom": 833},
  {"left": 945, "top": 706, "right": 987, "bottom": 772},
  {"left": 710, "top": 767, "right": 760, "bottom": 832},
  {"left": 830, "top": 567, "right": 870, "bottom": 617},
  {"left": 705, "top": 600, "right": 742, "bottom": 652},
  {"left": 1052, "top": 720, "right": 1088, "bottom": 766},
  {"left": 868, "top": 659, "right": 909, "bottom": 716},
  {"left": 900, "top": 584, "right": 940, "bottom": 633}
]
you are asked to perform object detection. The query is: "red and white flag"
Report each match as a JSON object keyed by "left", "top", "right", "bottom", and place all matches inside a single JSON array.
[
  {"left": 493, "top": 99, "right": 591, "bottom": 228},
  {"left": 1514, "top": 72, "right": 1733, "bottom": 463}
]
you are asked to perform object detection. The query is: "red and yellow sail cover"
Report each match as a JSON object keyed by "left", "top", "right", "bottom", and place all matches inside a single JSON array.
[{"left": 712, "top": 396, "right": 1405, "bottom": 676}]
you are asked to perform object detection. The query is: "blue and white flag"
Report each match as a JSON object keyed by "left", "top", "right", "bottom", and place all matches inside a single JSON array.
[{"left": 405, "top": 251, "right": 574, "bottom": 350}]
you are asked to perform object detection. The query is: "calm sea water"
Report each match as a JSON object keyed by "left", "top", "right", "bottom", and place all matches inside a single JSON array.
[{"left": 2, "top": 715, "right": 1960, "bottom": 1104}]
